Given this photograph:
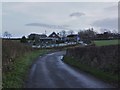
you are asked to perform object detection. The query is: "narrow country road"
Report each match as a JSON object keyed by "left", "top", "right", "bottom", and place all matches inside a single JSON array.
[{"left": 25, "top": 51, "right": 113, "bottom": 88}]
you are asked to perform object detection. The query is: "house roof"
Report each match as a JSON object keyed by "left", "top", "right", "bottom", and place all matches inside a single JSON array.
[
  {"left": 38, "top": 34, "right": 47, "bottom": 38},
  {"left": 67, "top": 34, "right": 78, "bottom": 37},
  {"left": 48, "top": 32, "right": 60, "bottom": 39}
]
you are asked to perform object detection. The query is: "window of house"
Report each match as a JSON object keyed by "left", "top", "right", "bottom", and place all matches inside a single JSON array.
[{"left": 53, "top": 34, "right": 55, "bottom": 37}]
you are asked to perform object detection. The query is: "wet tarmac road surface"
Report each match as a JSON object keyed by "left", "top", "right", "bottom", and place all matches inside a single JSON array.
[{"left": 25, "top": 51, "right": 114, "bottom": 88}]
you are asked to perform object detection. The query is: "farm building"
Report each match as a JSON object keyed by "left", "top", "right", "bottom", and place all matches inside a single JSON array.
[
  {"left": 67, "top": 34, "right": 80, "bottom": 42},
  {"left": 28, "top": 32, "right": 81, "bottom": 48}
]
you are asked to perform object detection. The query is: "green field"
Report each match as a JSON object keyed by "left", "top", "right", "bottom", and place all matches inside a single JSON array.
[{"left": 93, "top": 39, "right": 120, "bottom": 46}]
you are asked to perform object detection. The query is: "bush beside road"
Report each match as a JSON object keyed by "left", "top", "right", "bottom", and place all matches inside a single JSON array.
[
  {"left": 63, "top": 45, "right": 119, "bottom": 87},
  {"left": 2, "top": 40, "right": 51, "bottom": 88},
  {"left": 3, "top": 49, "right": 50, "bottom": 88}
]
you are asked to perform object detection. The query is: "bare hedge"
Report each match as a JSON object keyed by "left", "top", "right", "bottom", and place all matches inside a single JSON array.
[
  {"left": 66, "top": 45, "right": 119, "bottom": 75},
  {"left": 2, "top": 40, "right": 33, "bottom": 73}
]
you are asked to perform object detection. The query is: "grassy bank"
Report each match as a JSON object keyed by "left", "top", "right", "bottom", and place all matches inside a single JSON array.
[
  {"left": 3, "top": 49, "right": 50, "bottom": 88},
  {"left": 2, "top": 40, "right": 33, "bottom": 73},
  {"left": 63, "top": 56, "right": 118, "bottom": 87},
  {"left": 93, "top": 39, "right": 120, "bottom": 46}
]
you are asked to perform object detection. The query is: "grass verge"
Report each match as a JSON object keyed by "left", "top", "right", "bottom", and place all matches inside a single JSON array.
[
  {"left": 63, "top": 56, "right": 119, "bottom": 87},
  {"left": 93, "top": 39, "right": 120, "bottom": 46},
  {"left": 2, "top": 49, "right": 50, "bottom": 88}
]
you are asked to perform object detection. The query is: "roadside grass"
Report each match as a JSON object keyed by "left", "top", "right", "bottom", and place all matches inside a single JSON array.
[
  {"left": 63, "top": 56, "right": 119, "bottom": 87},
  {"left": 93, "top": 39, "right": 120, "bottom": 46},
  {"left": 2, "top": 49, "right": 50, "bottom": 88}
]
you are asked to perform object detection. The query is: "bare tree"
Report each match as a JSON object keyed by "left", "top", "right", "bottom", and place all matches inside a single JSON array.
[
  {"left": 78, "top": 28, "right": 96, "bottom": 44},
  {"left": 68, "top": 30, "right": 74, "bottom": 35},
  {"left": 59, "top": 30, "right": 67, "bottom": 37},
  {"left": 3, "top": 31, "right": 12, "bottom": 39}
]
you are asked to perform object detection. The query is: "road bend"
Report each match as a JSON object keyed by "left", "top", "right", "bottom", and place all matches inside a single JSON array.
[{"left": 25, "top": 51, "right": 114, "bottom": 88}]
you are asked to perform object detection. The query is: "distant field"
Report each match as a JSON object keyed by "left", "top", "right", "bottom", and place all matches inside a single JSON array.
[{"left": 93, "top": 39, "right": 120, "bottom": 46}]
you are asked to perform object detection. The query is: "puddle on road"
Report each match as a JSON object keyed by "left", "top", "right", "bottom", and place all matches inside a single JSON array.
[
  {"left": 58, "top": 56, "right": 63, "bottom": 60},
  {"left": 47, "top": 53, "right": 55, "bottom": 56},
  {"left": 57, "top": 56, "right": 65, "bottom": 66}
]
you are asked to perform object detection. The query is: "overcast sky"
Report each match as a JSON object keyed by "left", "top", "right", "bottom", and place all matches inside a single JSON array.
[{"left": 2, "top": 2, "right": 118, "bottom": 38}]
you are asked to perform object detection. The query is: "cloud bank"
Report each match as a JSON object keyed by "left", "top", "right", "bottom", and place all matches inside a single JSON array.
[
  {"left": 92, "top": 18, "right": 118, "bottom": 30},
  {"left": 25, "top": 23, "right": 69, "bottom": 29},
  {"left": 69, "top": 12, "right": 85, "bottom": 18}
]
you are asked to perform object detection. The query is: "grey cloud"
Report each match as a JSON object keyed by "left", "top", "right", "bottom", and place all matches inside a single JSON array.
[
  {"left": 92, "top": 18, "right": 118, "bottom": 30},
  {"left": 69, "top": 12, "right": 85, "bottom": 17},
  {"left": 25, "top": 23, "right": 69, "bottom": 29}
]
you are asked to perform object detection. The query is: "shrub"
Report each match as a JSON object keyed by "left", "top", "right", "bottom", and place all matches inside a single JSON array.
[
  {"left": 66, "top": 45, "right": 119, "bottom": 75},
  {"left": 2, "top": 40, "right": 33, "bottom": 73},
  {"left": 20, "top": 36, "right": 27, "bottom": 43}
]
